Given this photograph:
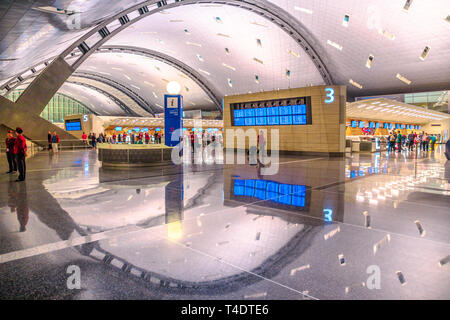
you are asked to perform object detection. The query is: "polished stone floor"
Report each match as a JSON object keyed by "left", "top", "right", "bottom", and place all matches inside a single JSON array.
[{"left": 0, "top": 147, "right": 449, "bottom": 300}]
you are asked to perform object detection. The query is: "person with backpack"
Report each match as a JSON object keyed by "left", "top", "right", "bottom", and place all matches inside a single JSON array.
[
  {"left": 14, "top": 127, "right": 27, "bottom": 182},
  {"left": 422, "top": 133, "right": 429, "bottom": 152}
]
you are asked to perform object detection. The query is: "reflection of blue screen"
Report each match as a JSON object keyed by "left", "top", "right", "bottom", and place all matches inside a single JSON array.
[
  {"left": 233, "top": 179, "right": 307, "bottom": 208},
  {"left": 351, "top": 121, "right": 357, "bottom": 128},
  {"left": 66, "top": 120, "right": 81, "bottom": 131}
]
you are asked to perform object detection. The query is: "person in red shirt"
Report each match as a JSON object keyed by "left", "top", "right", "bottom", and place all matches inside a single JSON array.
[
  {"left": 81, "top": 132, "right": 88, "bottom": 146},
  {"left": 145, "top": 132, "right": 150, "bottom": 144},
  {"left": 13, "top": 127, "right": 27, "bottom": 182},
  {"left": 5, "top": 130, "right": 17, "bottom": 173}
]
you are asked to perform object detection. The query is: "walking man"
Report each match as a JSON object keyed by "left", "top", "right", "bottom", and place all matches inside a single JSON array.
[
  {"left": 5, "top": 130, "right": 17, "bottom": 174},
  {"left": 14, "top": 127, "right": 27, "bottom": 182}
]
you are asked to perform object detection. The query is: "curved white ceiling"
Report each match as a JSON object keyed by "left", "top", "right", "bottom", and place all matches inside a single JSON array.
[{"left": 77, "top": 51, "right": 217, "bottom": 111}]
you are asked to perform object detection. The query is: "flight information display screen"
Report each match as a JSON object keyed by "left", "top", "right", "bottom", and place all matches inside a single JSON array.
[
  {"left": 351, "top": 121, "right": 358, "bottom": 128},
  {"left": 65, "top": 119, "right": 81, "bottom": 131},
  {"left": 233, "top": 104, "right": 309, "bottom": 126}
]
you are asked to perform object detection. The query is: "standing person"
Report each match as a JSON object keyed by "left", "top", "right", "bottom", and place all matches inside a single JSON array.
[
  {"left": 145, "top": 132, "right": 150, "bottom": 144},
  {"left": 396, "top": 130, "right": 402, "bottom": 152},
  {"left": 131, "top": 132, "right": 136, "bottom": 144},
  {"left": 52, "top": 131, "right": 59, "bottom": 153},
  {"left": 13, "top": 127, "right": 27, "bottom": 182},
  {"left": 47, "top": 131, "right": 52, "bottom": 151},
  {"left": 158, "top": 132, "right": 162, "bottom": 144},
  {"left": 91, "top": 133, "right": 97, "bottom": 149},
  {"left": 422, "top": 133, "right": 429, "bottom": 152},
  {"left": 190, "top": 131, "right": 195, "bottom": 153},
  {"left": 430, "top": 135, "right": 437, "bottom": 151},
  {"left": 5, "top": 130, "right": 17, "bottom": 174},
  {"left": 407, "top": 132, "right": 415, "bottom": 151},
  {"left": 82, "top": 132, "right": 88, "bottom": 146}
]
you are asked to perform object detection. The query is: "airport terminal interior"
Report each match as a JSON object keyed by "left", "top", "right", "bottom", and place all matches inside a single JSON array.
[{"left": 0, "top": 0, "right": 449, "bottom": 301}]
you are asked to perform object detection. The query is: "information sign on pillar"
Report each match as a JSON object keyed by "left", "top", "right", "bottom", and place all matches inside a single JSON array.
[{"left": 164, "top": 94, "right": 183, "bottom": 147}]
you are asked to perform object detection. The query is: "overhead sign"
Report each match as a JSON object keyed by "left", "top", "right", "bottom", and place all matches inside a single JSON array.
[{"left": 324, "top": 88, "right": 335, "bottom": 103}]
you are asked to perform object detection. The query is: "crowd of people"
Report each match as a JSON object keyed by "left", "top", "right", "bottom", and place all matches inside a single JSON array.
[
  {"left": 82, "top": 131, "right": 163, "bottom": 147},
  {"left": 386, "top": 130, "right": 440, "bottom": 153}
]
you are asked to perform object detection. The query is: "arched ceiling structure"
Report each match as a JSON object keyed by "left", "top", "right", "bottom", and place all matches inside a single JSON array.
[{"left": 1, "top": 0, "right": 449, "bottom": 116}]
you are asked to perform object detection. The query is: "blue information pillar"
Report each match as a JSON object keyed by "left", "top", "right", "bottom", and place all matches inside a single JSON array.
[{"left": 164, "top": 94, "right": 183, "bottom": 147}]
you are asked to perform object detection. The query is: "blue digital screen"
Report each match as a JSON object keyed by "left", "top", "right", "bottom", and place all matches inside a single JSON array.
[
  {"left": 389, "top": 123, "right": 394, "bottom": 129},
  {"left": 155, "top": 128, "right": 161, "bottom": 131},
  {"left": 396, "top": 124, "right": 400, "bottom": 129},
  {"left": 114, "top": 126, "right": 122, "bottom": 131},
  {"left": 233, "top": 179, "right": 307, "bottom": 208},
  {"left": 65, "top": 120, "right": 81, "bottom": 131},
  {"left": 369, "top": 122, "right": 374, "bottom": 128},
  {"left": 351, "top": 121, "right": 358, "bottom": 128},
  {"left": 359, "top": 121, "right": 365, "bottom": 128},
  {"left": 383, "top": 123, "right": 388, "bottom": 129},
  {"left": 376, "top": 123, "right": 380, "bottom": 129},
  {"left": 234, "top": 105, "right": 307, "bottom": 126},
  {"left": 401, "top": 124, "right": 405, "bottom": 129}
]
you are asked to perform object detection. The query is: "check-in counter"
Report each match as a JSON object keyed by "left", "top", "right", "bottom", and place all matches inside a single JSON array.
[{"left": 347, "top": 136, "right": 387, "bottom": 153}]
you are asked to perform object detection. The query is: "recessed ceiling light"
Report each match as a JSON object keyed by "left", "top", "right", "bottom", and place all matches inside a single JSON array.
[
  {"left": 378, "top": 29, "right": 395, "bottom": 40},
  {"left": 357, "top": 104, "right": 367, "bottom": 108},
  {"left": 253, "top": 57, "right": 264, "bottom": 64},
  {"left": 366, "top": 55, "right": 374, "bottom": 68},
  {"left": 342, "top": 14, "right": 350, "bottom": 27},
  {"left": 124, "top": 74, "right": 131, "bottom": 80},
  {"left": 152, "top": 92, "right": 158, "bottom": 98},
  {"left": 186, "top": 41, "right": 202, "bottom": 47},
  {"left": 131, "top": 85, "right": 140, "bottom": 90},
  {"left": 349, "top": 79, "right": 363, "bottom": 89},
  {"left": 371, "top": 101, "right": 380, "bottom": 105},
  {"left": 196, "top": 54, "right": 204, "bottom": 62},
  {"left": 419, "top": 46, "right": 430, "bottom": 61},
  {"left": 287, "top": 49, "right": 300, "bottom": 58},
  {"left": 294, "top": 6, "right": 313, "bottom": 14},
  {"left": 222, "top": 63, "right": 236, "bottom": 71},
  {"left": 250, "top": 21, "right": 267, "bottom": 28},
  {"left": 169, "top": 19, "right": 183, "bottom": 22},
  {"left": 327, "top": 40, "right": 343, "bottom": 50},
  {"left": 199, "top": 68, "right": 210, "bottom": 75},
  {"left": 403, "top": 0, "right": 413, "bottom": 12},
  {"left": 217, "top": 33, "right": 231, "bottom": 38},
  {"left": 396, "top": 73, "right": 412, "bottom": 84}
]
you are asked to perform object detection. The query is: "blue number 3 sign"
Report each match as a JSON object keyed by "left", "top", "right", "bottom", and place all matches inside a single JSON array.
[{"left": 324, "top": 88, "right": 335, "bottom": 103}]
